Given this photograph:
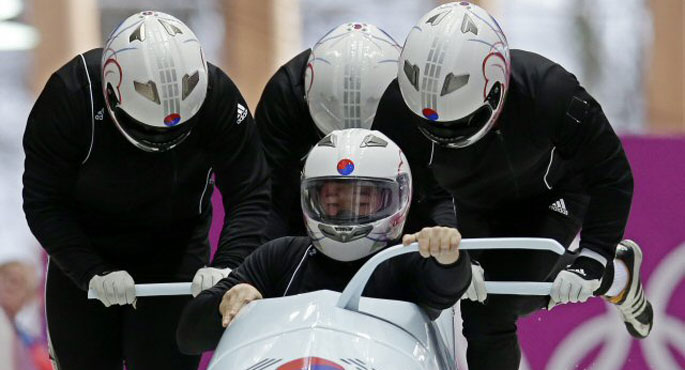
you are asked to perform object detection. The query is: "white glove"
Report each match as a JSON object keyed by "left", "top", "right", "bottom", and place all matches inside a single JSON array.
[
  {"left": 462, "top": 263, "right": 487, "bottom": 303},
  {"left": 548, "top": 270, "right": 601, "bottom": 310},
  {"left": 191, "top": 267, "right": 232, "bottom": 297},
  {"left": 88, "top": 270, "right": 136, "bottom": 307}
]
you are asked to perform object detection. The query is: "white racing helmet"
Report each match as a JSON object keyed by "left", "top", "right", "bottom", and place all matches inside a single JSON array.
[
  {"left": 305, "top": 22, "right": 401, "bottom": 134},
  {"left": 398, "top": 2, "right": 510, "bottom": 148},
  {"left": 301, "top": 129, "right": 412, "bottom": 262},
  {"left": 102, "top": 11, "right": 208, "bottom": 152}
]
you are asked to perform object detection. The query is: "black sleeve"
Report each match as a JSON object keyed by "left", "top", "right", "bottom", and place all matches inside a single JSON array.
[
  {"left": 412, "top": 176, "right": 457, "bottom": 229},
  {"left": 176, "top": 237, "right": 296, "bottom": 354},
  {"left": 205, "top": 67, "right": 271, "bottom": 269},
  {"left": 373, "top": 80, "right": 457, "bottom": 231},
  {"left": 381, "top": 251, "right": 471, "bottom": 314},
  {"left": 22, "top": 71, "right": 111, "bottom": 290},
  {"left": 538, "top": 66, "right": 633, "bottom": 261},
  {"left": 255, "top": 67, "right": 315, "bottom": 241}
]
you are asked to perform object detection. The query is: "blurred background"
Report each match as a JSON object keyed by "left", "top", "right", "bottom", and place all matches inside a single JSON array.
[{"left": 0, "top": 0, "right": 682, "bottom": 369}]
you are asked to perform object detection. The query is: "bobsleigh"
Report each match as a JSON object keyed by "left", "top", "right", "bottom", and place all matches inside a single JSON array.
[{"left": 88, "top": 238, "right": 565, "bottom": 370}]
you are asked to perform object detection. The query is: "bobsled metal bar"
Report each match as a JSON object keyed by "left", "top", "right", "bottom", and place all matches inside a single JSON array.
[
  {"left": 337, "top": 238, "right": 565, "bottom": 311},
  {"left": 458, "top": 237, "right": 565, "bottom": 255},
  {"left": 87, "top": 282, "right": 192, "bottom": 300},
  {"left": 485, "top": 282, "right": 552, "bottom": 296},
  {"left": 86, "top": 239, "right": 564, "bottom": 300}
]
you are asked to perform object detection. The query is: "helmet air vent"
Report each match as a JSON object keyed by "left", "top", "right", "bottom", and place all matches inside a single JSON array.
[
  {"left": 133, "top": 80, "right": 161, "bottom": 104},
  {"left": 129, "top": 23, "right": 146, "bottom": 42},
  {"left": 181, "top": 71, "right": 200, "bottom": 100},
  {"left": 317, "top": 133, "right": 337, "bottom": 148},
  {"left": 425, "top": 10, "right": 451, "bottom": 26},
  {"left": 403, "top": 60, "right": 420, "bottom": 91},
  {"left": 440, "top": 73, "right": 470, "bottom": 96},
  {"left": 318, "top": 224, "right": 373, "bottom": 243},
  {"left": 460, "top": 13, "right": 478, "bottom": 35},
  {"left": 360, "top": 134, "right": 388, "bottom": 148},
  {"left": 158, "top": 19, "right": 183, "bottom": 36}
]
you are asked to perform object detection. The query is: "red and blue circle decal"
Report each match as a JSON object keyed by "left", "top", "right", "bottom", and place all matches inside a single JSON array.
[
  {"left": 422, "top": 108, "right": 439, "bottom": 121},
  {"left": 337, "top": 159, "right": 355, "bottom": 175},
  {"left": 164, "top": 113, "right": 181, "bottom": 126},
  {"left": 277, "top": 357, "right": 344, "bottom": 370}
]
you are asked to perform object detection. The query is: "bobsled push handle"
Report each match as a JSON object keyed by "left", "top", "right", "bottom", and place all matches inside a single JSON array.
[
  {"left": 336, "top": 237, "right": 565, "bottom": 312},
  {"left": 87, "top": 282, "right": 192, "bottom": 299}
]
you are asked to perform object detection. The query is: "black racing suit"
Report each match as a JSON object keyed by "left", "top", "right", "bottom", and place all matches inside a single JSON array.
[
  {"left": 23, "top": 49, "right": 270, "bottom": 370},
  {"left": 373, "top": 50, "right": 634, "bottom": 370},
  {"left": 176, "top": 236, "right": 472, "bottom": 354},
  {"left": 254, "top": 49, "right": 457, "bottom": 241}
]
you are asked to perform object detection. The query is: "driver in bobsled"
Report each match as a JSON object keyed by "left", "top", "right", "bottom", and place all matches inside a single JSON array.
[{"left": 176, "top": 128, "right": 472, "bottom": 354}]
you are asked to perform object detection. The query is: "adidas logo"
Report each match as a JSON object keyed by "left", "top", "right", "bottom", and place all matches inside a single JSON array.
[
  {"left": 236, "top": 103, "right": 248, "bottom": 125},
  {"left": 95, "top": 108, "right": 104, "bottom": 121},
  {"left": 549, "top": 198, "right": 568, "bottom": 215}
]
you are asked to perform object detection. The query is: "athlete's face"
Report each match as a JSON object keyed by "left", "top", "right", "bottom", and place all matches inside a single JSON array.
[{"left": 319, "top": 182, "right": 383, "bottom": 218}]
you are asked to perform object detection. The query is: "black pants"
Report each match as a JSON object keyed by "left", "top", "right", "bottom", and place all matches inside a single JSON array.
[
  {"left": 46, "top": 260, "right": 202, "bottom": 370},
  {"left": 458, "top": 191, "right": 589, "bottom": 370}
]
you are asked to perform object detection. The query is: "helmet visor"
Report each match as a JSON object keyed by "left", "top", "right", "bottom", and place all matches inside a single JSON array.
[
  {"left": 416, "top": 81, "right": 503, "bottom": 147},
  {"left": 111, "top": 107, "right": 197, "bottom": 151},
  {"left": 302, "top": 176, "right": 409, "bottom": 225},
  {"left": 416, "top": 104, "right": 492, "bottom": 145}
]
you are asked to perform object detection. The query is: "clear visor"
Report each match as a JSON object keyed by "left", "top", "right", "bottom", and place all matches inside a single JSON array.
[{"left": 301, "top": 176, "right": 409, "bottom": 225}]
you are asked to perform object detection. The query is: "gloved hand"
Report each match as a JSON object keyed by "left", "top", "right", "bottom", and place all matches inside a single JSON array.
[
  {"left": 88, "top": 270, "right": 136, "bottom": 307},
  {"left": 548, "top": 256, "right": 604, "bottom": 310},
  {"left": 191, "top": 267, "right": 232, "bottom": 297},
  {"left": 462, "top": 262, "right": 487, "bottom": 303}
]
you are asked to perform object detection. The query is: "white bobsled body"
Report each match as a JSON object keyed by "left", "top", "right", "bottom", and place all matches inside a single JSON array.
[{"left": 208, "top": 290, "right": 455, "bottom": 370}]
